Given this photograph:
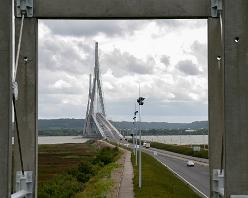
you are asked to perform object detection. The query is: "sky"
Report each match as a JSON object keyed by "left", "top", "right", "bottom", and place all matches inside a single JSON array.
[{"left": 38, "top": 19, "right": 208, "bottom": 122}]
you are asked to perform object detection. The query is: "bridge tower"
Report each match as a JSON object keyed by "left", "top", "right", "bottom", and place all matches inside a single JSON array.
[{"left": 83, "top": 42, "right": 106, "bottom": 137}]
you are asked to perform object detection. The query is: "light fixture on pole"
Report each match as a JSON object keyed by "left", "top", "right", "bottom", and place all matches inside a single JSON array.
[
  {"left": 131, "top": 118, "right": 135, "bottom": 154},
  {"left": 137, "top": 87, "right": 145, "bottom": 189},
  {"left": 133, "top": 108, "right": 138, "bottom": 165}
]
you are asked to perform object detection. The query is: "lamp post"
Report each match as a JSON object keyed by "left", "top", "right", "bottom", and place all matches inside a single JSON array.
[
  {"left": 133, "top": 109, "right": 138, "bottom": 166},
  {"left": 137, "top": 86, "right": 145, "bottom": 189},
  {"left": 131, "top": 130, "right": 135, "bottom": 154}
]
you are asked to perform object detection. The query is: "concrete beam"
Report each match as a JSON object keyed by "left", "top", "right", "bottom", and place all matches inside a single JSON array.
[
  {"left": 34, "top": 0, "right": 210, "bottom": 19},
  {"left": 208, "top": 17, "right": 224, "bottom": 197},
  {"left": 14, "top": 18, "right": 38, "bottom": 197},
  {"left": 0, "top": 0, "right": 12, "bottom": 197},
  {"left": 224, "top": 0, "right": 248, "bottom": 196}
]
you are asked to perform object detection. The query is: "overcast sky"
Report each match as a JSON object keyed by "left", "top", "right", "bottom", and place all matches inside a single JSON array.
[{"left": 38, "top": 19, "right": 208, "bottom": 122}]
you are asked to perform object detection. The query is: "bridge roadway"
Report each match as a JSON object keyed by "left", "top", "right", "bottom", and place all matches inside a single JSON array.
[
  {"left": 93, "top": 114, "right": 209, "bottom": 197},
  {"left": 142, "top": 147, "right": 209, "bottom": 197},
  {"left": 95, "top": 113, "right": 125, "bottom": 142}
]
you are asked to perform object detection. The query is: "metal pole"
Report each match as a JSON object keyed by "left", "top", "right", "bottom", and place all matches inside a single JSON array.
[
  {"left": 135, "top": 118, "right": 138, "bottom": 166},
  {"left": 202, "top": 129, "right": 205, "bottom": 149},
  {"left": 138, "top": 84, "right": 142, "bottom": 188},
  {"left": 132, "top": 128, "right": 135, "bottom": 154},
  {"left": 179, "top": 129, "right": 182, "bottom": 145}
]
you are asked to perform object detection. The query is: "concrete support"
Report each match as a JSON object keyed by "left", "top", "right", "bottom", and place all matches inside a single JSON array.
[
  {"left": 208, "top": 17, "right": 224, "bottom": 197},
  {"left": 223, "top": 1, "right": 248, "bottom": 197},
  {"left": 0, "top": 0, "right": 12, "bottom": 197},
  {"left": 14, "top": 18, "right": 38, "bottom": 197},
  {"left": 35, "top": 0, "right": 210, "bottom": 19}
]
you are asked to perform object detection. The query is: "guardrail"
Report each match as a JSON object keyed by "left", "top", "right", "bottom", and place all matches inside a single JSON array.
[
  {"left": 11, "top": 190, "right": 28, "bottom": 198},
  {"left": 11, "top": 171, "right": 32, "bottom": 198}
]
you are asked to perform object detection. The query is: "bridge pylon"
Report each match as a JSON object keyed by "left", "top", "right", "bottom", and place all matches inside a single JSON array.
[{"left": 83, "top": 42, "right": 106, "bottom": 138}]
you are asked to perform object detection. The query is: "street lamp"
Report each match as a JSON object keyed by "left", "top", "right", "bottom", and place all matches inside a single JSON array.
[
  {"left": 137, "top": 93, "right": 145, "bottom": 189},
  {"left": 133, "top": 109, "right": 139, "bottom": 165}
]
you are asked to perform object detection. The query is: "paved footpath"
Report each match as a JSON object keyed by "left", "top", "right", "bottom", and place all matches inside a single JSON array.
[{"left": 118, "top": 151, "right": 134, "bottom": 198}]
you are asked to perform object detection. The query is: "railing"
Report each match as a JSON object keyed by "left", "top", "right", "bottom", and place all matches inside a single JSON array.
[
  {"left": 95, "top": 113, "right": 123, "bottom": 141},
  {"left": 11, "top": 171, "right": 33, "bottom": 198},
  {"left": 11, "top": 190, "right": 28, "bottom": 198}
]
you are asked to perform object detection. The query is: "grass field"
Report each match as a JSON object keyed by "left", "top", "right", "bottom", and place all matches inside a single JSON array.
[
  {"left": 38, "top": 142, "right": 97, "bottom": 184},
  {"left": 131, "top": 152, "right": 200, "bottom": 198},
  {"left": 74, "top": 162, "right": 119, "bottom": 198},
  {"left": 150, "top": 142, "right": 208, "bottom": 159},
  {"left": 38, "top": 141, "right": 121, "bottom": 198}
]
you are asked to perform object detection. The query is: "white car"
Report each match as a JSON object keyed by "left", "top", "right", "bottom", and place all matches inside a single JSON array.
[{"left": 187, "top": 160, "right": 195, "bottom": 167}]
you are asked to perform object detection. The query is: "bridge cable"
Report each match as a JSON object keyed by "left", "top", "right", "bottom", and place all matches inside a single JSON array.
[
  {"left": 14, "top": 14, "right": 24, "bottom": 81},
  {"left": 12, "top": 95, "right": 25, "bottom": 175},
  {"left": 219, "top": 11, "right": 224, "bottom": 174},
  {"left": 12, "top": 14, "right": 26, "bottom": 175}
]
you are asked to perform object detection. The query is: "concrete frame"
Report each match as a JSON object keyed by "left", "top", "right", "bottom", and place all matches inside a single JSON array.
[
  {"left": 0, "top": 0, "right": 12, "bottom": 197},
  {"left": 34, "top": 0, "right": 211, "bottom": 19},
  {"left": 208, "top": 17, "right": 224, "bottom": 197},
  {"left": 223, "top": 1, "right": 248, "bottom": 196},
  {"left": 14, "top": 18, "right": 38, "bottom": 197},
  {"left": 0, "top": 0, "right": 247, "bottom": 197}
]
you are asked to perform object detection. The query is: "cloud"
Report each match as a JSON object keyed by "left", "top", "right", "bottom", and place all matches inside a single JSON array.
[
  {"left": 160, "top": 55, "right": 170, "bottom": 67},
  {"left": 41, "top": 20, "right": 146, "bottom": 38},
  {"left": 176, "top": 60, "right": 201, "bottom": 76},
  {"left": 155, "top": 19, "right": 206, "bottom": 30},
  {"left": 102, "top": 49, "right": 155, "bottom": 76},
  {"left": 190, "top": 41, "right": 207, "bottom": 67},
  {"left": 38, "top": 20, "right": 208, "bottom": 122},
  {"left": 39, "top": 31, "right": 95, "bottom": 75}
]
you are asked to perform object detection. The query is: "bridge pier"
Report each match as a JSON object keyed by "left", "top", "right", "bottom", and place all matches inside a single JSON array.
[
  {"left": 0, "top": 0, "right": 12, "bottom": 197},
  {"left": 208, "top": 17, "right": 224, "bottom": 197},
  {"left": 223, "top": 1, "right": 248, "bottom": 196},
  {"left": 13, "top": 18, "right": 38, "bottom": 196}
]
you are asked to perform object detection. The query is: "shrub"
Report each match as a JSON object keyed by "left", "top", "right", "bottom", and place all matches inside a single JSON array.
[
  {"left": 38, "top": 145, "right": 120, "bottom": 198},
  {"left": 93, "top": 147, "right": 119, "bottom": 166},
  {"left": 38, "top": 174, "right": 82, "bottom": 198},
  {"left": 67, "top": 161, "right": 98, "bottom": 183},
  {"left": 150, "top": 142, "right": 208, "bottom": 159}
]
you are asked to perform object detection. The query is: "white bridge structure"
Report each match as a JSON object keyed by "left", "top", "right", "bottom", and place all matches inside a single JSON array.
[{"left": 83, "top": 42, "right": 124, "bottom": 141}]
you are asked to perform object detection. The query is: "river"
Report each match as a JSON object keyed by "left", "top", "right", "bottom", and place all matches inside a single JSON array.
[
  {"left": 38, "top": 136, "right": 89, "bottom": 144},
  {"left": 37, "top": 135, "right": 208, "bottom": 145},
  {"left": 128, "top": 135, "right": 208, "bottom": 145}
]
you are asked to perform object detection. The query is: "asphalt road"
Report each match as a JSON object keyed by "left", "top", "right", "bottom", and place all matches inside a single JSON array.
[{"left": 142, "top": 147, "right": 210, "bottom": 198}]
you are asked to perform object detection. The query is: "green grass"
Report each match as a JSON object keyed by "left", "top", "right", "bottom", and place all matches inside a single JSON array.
[
  {"left": 151, "top": 142, "right": 208, "bottom": 159},
  {"left": 74, "top": 162, "right": 119, "bottom": 198},
  {"left": 132, "top": 152, "right": 200, "bottom": 198}
]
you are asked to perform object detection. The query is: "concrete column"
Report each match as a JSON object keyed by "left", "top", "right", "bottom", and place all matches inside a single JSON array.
[
  {"left": 223, "top": 1, "right": 248, "bottom": 197},
  {"left": 34, "top": 0, "right": 210, "bottom": 19},
  {"left": 0, "top": 0, "right": 12, "bottom": 197},
  {"left": 208, "top": 17, "right": 224, "bottom": 197},
  {"left": 14, "top": 18, "right": 38, "bottom": 197}
]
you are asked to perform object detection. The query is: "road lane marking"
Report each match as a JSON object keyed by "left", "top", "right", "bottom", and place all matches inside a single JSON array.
[
  {"left": 157, "top": 158, "right": 208, "bottom": 198},
  {"left": 148, "top": 148, "right": 209, "bottom": 167}
]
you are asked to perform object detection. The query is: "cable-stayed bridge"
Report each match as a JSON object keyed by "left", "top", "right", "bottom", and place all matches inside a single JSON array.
[{"left": 83, "top": 42, "right": 124, "bottom": 142}]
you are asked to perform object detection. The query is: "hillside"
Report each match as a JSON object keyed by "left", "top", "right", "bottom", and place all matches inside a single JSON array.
[
  {"left": 110, "top": 120, "right": 208, "bottom": 130},
  {"left": 38, "top": 119, "right": 208, "bottom": 130}
]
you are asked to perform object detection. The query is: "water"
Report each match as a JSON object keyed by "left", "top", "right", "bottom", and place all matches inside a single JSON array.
[
  {"left": 128, "top": 135, "right": 208, "bottom": 145},
  {"left": 38, "top": 136, "right": 89, "bottom": 144},
  {"left": 35, "top": 135, "right": 208, "bottom": 145},
  {"left": 12, "top": 136, "right": 88, "bottom": 145}
]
